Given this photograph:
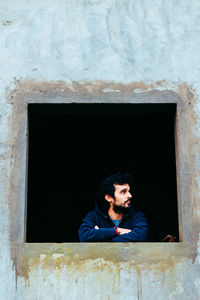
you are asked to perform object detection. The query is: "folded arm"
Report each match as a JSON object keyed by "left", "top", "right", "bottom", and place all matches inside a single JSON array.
[
  {"left": 79, "top": 212, "right": 117, "bottom": 242},
  {"left": 111, "top": 212, "right": 148, "bottom": 242}
]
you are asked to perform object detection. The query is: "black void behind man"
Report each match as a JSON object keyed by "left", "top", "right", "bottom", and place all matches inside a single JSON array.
[{"left": 78, "top": 172, "right": 148, "bottom": 242}]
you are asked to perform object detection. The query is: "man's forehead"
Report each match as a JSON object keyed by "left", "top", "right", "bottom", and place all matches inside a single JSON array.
[{"left": 114, "top": 183, "right": 130, "bottom": 190}]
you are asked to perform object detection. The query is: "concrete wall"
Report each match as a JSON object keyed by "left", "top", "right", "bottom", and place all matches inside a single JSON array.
[{"left": 1, "top": 1, "right": 200, "bottom": 299}]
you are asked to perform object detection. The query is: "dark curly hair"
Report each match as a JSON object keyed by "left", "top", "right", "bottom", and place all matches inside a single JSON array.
[{"left": 96, "top": 172, "right": 133, "bottom": 214}]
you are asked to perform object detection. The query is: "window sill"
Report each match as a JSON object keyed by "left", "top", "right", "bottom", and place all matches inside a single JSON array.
[{"left": 19, "top": 242, "right": 189, "bottom": 265}]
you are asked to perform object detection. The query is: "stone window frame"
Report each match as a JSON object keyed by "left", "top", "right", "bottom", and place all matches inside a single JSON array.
[{"left": 8, "top": 82, "right": 197, "bottom": 275}]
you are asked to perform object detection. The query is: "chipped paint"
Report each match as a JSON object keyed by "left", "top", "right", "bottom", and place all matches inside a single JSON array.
[
  {"left": 2, "top": 20, "right": 13, "bottom": 26},
  {"left": 5, "top": 78, "right": 191, "bottom": 103}
]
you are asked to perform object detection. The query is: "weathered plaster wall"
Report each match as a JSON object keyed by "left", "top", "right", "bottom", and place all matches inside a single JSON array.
[{"left": 1, "top": 1, "right": 200, "bottom": 299}]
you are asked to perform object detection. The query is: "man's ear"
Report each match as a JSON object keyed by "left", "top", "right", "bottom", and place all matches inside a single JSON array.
[{"left": 105, "top": 194, "right": 112, "bottom": 203}]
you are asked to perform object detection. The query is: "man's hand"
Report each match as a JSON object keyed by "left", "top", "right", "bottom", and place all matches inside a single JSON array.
[
  {"left": 95, "top": 225, "right": 131, "bottom": 235},
  {"left": 117, "top": 227, "right": 131, "bottom": 235}
]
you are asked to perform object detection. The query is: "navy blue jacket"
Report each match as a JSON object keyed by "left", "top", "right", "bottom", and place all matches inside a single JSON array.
[{"left": 79, "top": 206, "right": 148, "bottom": 242}]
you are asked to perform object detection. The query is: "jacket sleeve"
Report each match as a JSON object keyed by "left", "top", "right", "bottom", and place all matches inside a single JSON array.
[
  {"left": 78, "top": 211, "right": 117, "bottom": 242},
  {"left": 111, "top": 212, "right": 148, "bottom": 242}
]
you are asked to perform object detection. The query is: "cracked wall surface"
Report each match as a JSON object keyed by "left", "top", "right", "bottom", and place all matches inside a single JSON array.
[{"left": 1, "top": 1, "right": 200, "bottom": 299}]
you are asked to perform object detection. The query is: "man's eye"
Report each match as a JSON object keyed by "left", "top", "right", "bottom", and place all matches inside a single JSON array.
[{"left": 121, "top": 191, "right": 126, "bottom": 194}]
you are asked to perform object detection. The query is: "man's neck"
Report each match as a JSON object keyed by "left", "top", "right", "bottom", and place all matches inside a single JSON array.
[{"left": 108, "top": 207, "right": 123, "bottom": 220}]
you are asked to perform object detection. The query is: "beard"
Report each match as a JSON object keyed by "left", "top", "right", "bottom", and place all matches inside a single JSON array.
[{"left": 113, "top": 201, "right": 131, "bottom": 214}]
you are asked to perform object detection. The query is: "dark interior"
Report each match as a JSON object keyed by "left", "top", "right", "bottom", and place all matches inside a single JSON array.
[{"left": 27, "top": 103, "right": 179, "bottom": 242}]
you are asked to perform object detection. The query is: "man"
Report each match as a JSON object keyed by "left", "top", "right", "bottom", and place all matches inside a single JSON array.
[{"left": 78, "top": 172, "right": 148, "bottom": 242}]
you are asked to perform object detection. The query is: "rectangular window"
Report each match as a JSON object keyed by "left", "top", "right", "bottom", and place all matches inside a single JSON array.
[{"left": 26, "top": 104, "right": 178, "bottom": 242}]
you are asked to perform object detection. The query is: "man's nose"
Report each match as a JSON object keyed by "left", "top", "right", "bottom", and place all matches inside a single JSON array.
[{"left": 127, "top": 192, "right": 132, "bottom": 199}]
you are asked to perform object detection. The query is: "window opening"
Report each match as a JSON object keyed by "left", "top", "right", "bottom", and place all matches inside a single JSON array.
[{"left": 27, "top": 103, "right": 178, "bottom": 242}]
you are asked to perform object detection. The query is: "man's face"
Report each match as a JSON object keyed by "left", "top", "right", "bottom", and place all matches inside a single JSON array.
[{"left": 112, "top": 183, "right": 132, "bottom": 209}]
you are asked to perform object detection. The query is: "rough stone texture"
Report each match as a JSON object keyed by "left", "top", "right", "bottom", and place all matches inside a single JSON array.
[{"left": 1, "top": 1, "right": 200, "bottom": 299}]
